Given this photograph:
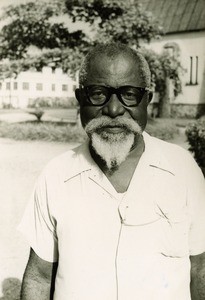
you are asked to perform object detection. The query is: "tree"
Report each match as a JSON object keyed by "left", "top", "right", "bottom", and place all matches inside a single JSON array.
[
  {"left": 0, "top": 1, "right": 89, "bottom": 59},
  {"left": 143, "top": 48, "right": 184, "bottom": 118},
  {"left": 0, "top": 0, "right": 183, "bottom": 117},
  {"left": 0, "top": 0, "right": 163, "bottom": 74},
  {"left": 65, "top": 0, "right": 163, "bottom": 46}
]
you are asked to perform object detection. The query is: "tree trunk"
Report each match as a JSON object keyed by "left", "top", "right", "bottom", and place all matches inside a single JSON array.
[{"left": 158, "top": 77, "right": 171, "bottom": 118}]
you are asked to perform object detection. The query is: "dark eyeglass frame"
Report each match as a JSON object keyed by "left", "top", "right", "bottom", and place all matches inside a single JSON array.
[{"left": 82, "top": 85, "right": 151, "bottom": 107}]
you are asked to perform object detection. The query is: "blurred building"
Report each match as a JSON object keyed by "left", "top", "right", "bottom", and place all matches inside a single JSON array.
[
  {"left": 0, "top": 67, "right": 77, "bottom": 109},
  {"left": 0, "top": 0, "right": 204, "bottom": 117},
  {"left": 142, "top": 0, "right": 205, "bottom": 118}
]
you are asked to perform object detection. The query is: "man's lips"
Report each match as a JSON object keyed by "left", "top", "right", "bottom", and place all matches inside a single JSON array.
[{"left": 98, "top": 125, "right": 127, "bottom": 134}]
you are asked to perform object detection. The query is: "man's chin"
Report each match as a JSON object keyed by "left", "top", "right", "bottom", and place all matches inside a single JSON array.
[
  {"left": 97, "top": 130, "right": 128, "bottom": 143},
  {"left": 90, "top": 132, "right": 135, "bottom": 172}
]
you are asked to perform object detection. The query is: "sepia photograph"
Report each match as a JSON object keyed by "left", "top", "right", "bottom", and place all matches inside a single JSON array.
[{"left": 0, "top": 0, "right": 204, "bottom": 299}]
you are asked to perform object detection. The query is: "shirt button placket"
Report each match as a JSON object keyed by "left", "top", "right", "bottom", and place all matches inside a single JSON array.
[{"left": 118, "top": 198, "right": 129, "bottom": 224}]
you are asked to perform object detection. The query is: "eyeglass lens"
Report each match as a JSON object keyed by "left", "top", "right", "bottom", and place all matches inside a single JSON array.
[{"left": 85, "top": 86, "right": 146, "bottom": 107}]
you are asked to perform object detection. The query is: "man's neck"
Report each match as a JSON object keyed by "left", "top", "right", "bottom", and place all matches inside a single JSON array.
[{"left": 90, "top": 134, "right": 145, "bottom": 193}]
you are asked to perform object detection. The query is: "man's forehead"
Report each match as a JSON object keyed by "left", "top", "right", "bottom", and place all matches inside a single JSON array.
[
  {"left": 83, "top": 52, "right": 149, "bottom": 87},
  {"left": 86, "top": 54, "right": 144, "bottom": 81},
  {"left": 90, "top": 53, "right": 137, "bottom": 70}
]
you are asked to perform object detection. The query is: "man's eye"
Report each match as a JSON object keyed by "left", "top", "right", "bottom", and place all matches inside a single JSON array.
[
  {"left": 125, "top": 92, "right": 135, "bottom": 97},
  {"left": 123, "top": 91, "right": 137, "bottom": 99},
  {"left": 90, "top": 88, "right": 105, "bottom": 98},
  {"left": 92, "top": 90, "right": 103, "bottom": 95}
]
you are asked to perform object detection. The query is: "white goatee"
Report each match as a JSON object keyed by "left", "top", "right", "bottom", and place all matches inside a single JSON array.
[{"left": 85, "top": 116, "right": 142, "bottom": 171}]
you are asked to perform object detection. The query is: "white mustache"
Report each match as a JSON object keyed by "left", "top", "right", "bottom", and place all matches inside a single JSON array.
[{"left": 85, "top": 116, "right": 142, "bottom": 135}]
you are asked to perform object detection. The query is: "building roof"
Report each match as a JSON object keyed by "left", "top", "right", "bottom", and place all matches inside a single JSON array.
[{"left": 140, "top": 0, "right": 205, "bottom": 34}]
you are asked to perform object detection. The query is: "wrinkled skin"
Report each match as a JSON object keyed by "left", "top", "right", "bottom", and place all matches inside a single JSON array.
[{"left": 75, "top": 53, "right": 152, "bottom": 151}]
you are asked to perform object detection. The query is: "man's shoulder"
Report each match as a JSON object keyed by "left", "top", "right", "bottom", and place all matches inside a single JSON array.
[
  {"left": 49, "top": 144, "right": 82, "bottom": 164},
  {"left": 146, "top": 133, "right": 187, "bottom": 154},
  {"left": 143, "top": 132, "right": 199, "bottom": 176},
  {"left": 144, "top": 131, "right": 188, "bottom": 154},
  {"left": 41, "top": 142, "right": 90, "bottom": 180}
]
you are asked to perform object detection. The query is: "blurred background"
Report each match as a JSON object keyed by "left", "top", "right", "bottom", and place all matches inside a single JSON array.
[{"left": 0, "top": 0, "right": 204, "bottom": 298}]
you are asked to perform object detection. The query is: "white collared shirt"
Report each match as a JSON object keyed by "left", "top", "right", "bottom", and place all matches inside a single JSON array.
[{"left": 18, "top": 132, "right": 205, "bottom": 300}]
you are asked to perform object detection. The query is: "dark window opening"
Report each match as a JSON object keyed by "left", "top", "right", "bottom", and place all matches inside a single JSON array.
[
  {"left": 6, "top": 82, "right": 11, "bottom": 90},
  {"left": 14, "top": 82, "right": 18, "bottom": 90},
  {"left": 187, "top": 56, "right": 198, "bottom": 85},
  {"left": 36, "top": 83, "right": 43, "bottom": 91},
  {"left": 62, "top": 84, "right": 68, "bottom": 91},
  {"left": 23, "top": 82, "right": 29, "bottom": 90}
]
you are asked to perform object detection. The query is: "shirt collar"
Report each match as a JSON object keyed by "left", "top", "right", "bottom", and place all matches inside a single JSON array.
[
  {"left": 142, "top": 132, "right": 176, "bottom": 176},
  {"left": 63, "top": 132, "right": 176, "bottom": 182},
  {"left": 63, "top": 140, "right": 94, "bottom": 182}
]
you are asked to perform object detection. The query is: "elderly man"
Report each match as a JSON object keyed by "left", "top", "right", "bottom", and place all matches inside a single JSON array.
[{"left": 19, "top": 43, "right": 205, "bottom": 299}]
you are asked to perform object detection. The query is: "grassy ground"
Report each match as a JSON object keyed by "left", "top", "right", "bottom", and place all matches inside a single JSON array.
[
  {"left": 0, "top": 118, "right": 177, "bottom": 142},
  {"left": 0, "top": 108, "right": 195, "bottom": 143},
  {"left": 0, "top": 108, "right": 78, "bottom": 119},
  {"left": 0, "top": 121, "right": 86, "bottom": 143}
]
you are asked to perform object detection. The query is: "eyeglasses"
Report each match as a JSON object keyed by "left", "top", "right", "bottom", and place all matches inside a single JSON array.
[{"left": 83, "top": 85, "right": 150, "bottom": 107}]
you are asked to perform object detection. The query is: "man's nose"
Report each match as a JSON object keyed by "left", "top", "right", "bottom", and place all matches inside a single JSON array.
[{"left": 102, "top": 94, "right": 125, "bottom": 118}]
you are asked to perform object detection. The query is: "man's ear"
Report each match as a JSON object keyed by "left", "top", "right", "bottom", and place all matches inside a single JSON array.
[
  {"left": 75, "top": 88, "right": 82, "bottom": 105},
  {"left": 148, "top": 91, "right": 153, "bottom": 104}
]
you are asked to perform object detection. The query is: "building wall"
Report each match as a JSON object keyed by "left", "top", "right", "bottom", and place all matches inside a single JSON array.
[
  {"left": 145, "top": 31, "right": 205, "bottom": 116},
  {"left": 0, "top": 67, "right": 77, "bottom": 108}
]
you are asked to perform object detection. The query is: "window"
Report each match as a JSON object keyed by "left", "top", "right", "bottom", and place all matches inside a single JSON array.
[
  {"left": 22, "top": 82, "right": 29, "bottom": 90},
  {"left": 164, "top": 46, "right": 174, "bottom": 56},
  {"left": 163, "top": 42, "right": 180, "bottom": 57},
  {"left": 187, "top": 56, "right": 198, "bottom": 85},
  {"left": 6, "top": 82, "right": 11, "bottom": 90},
  {"left": 52, "top": 84, "right": 55, "bottom": 91},
  {"left": 13, "top": 82, "right": 18, "bottom": 90},
  {"left": 62, "top": 84, "right": 68, "bottom": 91},
  {"left": 36, "top": 83, "right": 43, "bottom": 91}
]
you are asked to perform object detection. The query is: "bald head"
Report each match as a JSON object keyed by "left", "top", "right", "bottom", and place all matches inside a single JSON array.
[{"left": 79, "top": 43, "right": 151, "bottom": 87}]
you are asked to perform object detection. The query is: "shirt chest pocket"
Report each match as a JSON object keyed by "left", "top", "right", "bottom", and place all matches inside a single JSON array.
[
  {"left": 121, "top": 166, "right": 190, "bottom": 258},
  {"left": 157, "top": 208, "right": 190, "bottom": 258},
  {"left": 152, "top": 170, "right": 190, "bottom": 258}
]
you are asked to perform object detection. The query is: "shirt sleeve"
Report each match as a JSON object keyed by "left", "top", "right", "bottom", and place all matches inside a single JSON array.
[
  {"left": 18, "top": 170, "right": 58, "bottom": 262},
  {"left": 187, "top": 156, "right": 205, "bottom": 256}
]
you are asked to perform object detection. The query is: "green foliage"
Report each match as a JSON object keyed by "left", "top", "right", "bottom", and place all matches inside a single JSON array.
[
  {"left": 28, "top": 48, "right": 84, "bottom": 75},
  {"left": 28, "top": 109, "right": 44, "bottom": 121},
  {"left": 0, "top": 47, "right": 84, "bottom": 80},
  {"left": 0, "top": 116, "right": 178, "bottom": 143},
  {"left": 0, "top": 0, "right": 89, "bottom": 60},
  {"left": 0, "top": 0, "right": 162, "bottom": 76},
  {"left": 28, "top": 97, "right": 78, "bottom": 108},
  {"left": 142, "top": 48, "right": 184, "bottom": 118},
  {"left": 0, "top": 59, "right": 22, "bottom": 79},
  {"left": 185, "top": 119, "right": 205, "bottom": 175},
  {"left": 65, "top": 0, "right": 125, "bottom": 25},
  {"left": 66, "top": 0, "right": 163, "bottom": 46},
  {"left": 0, "top": 121, "right": 86, "bottom": 142},
  {"left": 0, "top": 0, "right": 183, "bottom": 115},
  {"left": 143, "top": 48, "right": 184, "bottom": 97},
  {"left": 100, "top": 5, "right": 162, "bottom": 46}
]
